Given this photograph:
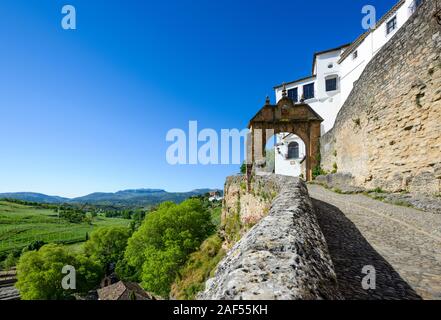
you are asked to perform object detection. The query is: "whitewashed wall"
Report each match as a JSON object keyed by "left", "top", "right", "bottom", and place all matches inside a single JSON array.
[
  {"left": 311, "top": 50, "right": 345, "bottom": 133},
  {"left": 274, "top": 134, "right": 306, "bottom": 177},
  {"left": 274, "top": 49, "right": 345, "bottom": 134},
  {"left": 340, "top": 0, "right": 417, "bottom": 103}
]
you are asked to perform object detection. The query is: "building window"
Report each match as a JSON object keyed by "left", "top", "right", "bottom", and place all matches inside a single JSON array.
[
  {"left": 287, "top": 88, "right": 298, "bottom": 102},
  {"left": 303, "top": 83, "right": 315, "bottom": 100},
  {"left": 328, "top": 63, "right": 333, "bottom": 69},
  {"left": 287, "top": 142, "right": 299, "bottom": 159},
  {"left": 386, "top": 16, "right": 397, "bottom": 35},
  {"left": 352, "top": 50, "right": 358, "bottom": 60},
  {"left": 326, "top": 78, "right": 337, "bottom": 92}
]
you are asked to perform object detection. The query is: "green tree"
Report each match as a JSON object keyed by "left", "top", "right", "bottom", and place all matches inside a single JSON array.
[
  {"left": 23, "top": 240, "right": 47, "bottom": 252},
  {"left": 129, "top": 210, "right": 147, "bottom": 232},
  {"left": 124, "top": 199, "right": 214, "bottom": 297},
  {"left": 84, "top": 226, "right": 130, "bottom": 268},
  {"left": 59, "top": 209, "right": 85, "bottom": 223},
  {"left": 2, "top": 252, "right": 18, "bottom": 270},
  {"left": 115, "top": 257, "right": 140, "bottom": 282},
  {"left": 83, "top": 212, "right": 94, "bottom": 225},
  {"left": 16, "top": 244, "right": 103, "bottom": 300},
  {"left": 240, "top": 162, "right": 247, "bottom": 174},
  {"left": 74, "top": 254, "right": 105, "bottom": 294},
  {"left": 122, "top": 210, "right": 132, "bottom": 220}
]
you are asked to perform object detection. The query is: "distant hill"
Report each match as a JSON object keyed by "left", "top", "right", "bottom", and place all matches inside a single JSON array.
[
  {"left": 0, "top": 188, "right": 222, "bottom": 207},
  {"left": 0, "top": 192, "right": 69, "bottom": 204}
]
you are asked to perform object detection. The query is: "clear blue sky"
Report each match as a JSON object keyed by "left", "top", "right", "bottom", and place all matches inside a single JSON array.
[{"left": 0, "top": 0, "right": 397, "bottom": 197}]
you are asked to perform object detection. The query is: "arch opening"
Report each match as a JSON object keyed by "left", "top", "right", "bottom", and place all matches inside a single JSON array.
[{"left": 247, "top": 94, "right": 323, "bottom": 182}]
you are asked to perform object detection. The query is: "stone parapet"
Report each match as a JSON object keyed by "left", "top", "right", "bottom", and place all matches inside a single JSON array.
[{"left": 199, "top": 175, "right": 341, "bottom": 300}]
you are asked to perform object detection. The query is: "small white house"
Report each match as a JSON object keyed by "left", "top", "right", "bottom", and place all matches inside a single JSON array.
[
  {"left": 274, "top": 133, "right": 306, "bottom": 178},
  {"left": 208, "top": 191, "right": 223, "bottom": 202},
  {"left": 272, "top": 0, "right": 423, "bottom": 178}
]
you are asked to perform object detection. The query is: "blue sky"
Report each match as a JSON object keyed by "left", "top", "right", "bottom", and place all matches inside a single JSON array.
[{"left": 0, "top": 0, "right": 397, "bottom": 197}]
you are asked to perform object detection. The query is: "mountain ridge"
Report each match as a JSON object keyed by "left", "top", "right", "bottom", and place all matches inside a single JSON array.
[{"left": 0, "top": 188, "right": 222, "bottom": 207}]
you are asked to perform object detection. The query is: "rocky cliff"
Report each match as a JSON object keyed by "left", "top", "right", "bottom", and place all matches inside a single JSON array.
[
  {"left": 220, "top": 175, "right": 279, "bottom": 248},
  {"left": 199, "top": 175, "right": 341, "bottom": 300},
  {"left": 321, "top": 0, "right": 441, "bottom": 196}
]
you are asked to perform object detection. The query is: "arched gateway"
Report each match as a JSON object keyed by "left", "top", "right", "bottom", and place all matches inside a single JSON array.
[{"left": 247, "top": 87, "right": 323, "bottom": 182}]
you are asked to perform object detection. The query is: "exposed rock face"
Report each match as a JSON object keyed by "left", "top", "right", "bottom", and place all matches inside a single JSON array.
[
  {"left": 314, "top": 173, "right": 365, "bottom": 194},
  {"left": 314, "top": 173, "right": 441, "bottom": 214},
  {"left": 321, "top": 0, "right": 441, "bottom": 196},
  {"left": 199, "top": 175, "right": 341, "bottom": 300},
  {"left": 221, "top": 175, "right": 280, "bottom": 248}
]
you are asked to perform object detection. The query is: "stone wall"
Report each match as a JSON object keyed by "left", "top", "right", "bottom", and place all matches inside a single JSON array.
[
  {"left": 220, "top": 175, "right": 279, "bottom": 248},
  {"left": 199, "top": 175, "right": 341, "bottom": 300},
  {"left": 321, "top": 0, "right": 441, "bottom": 196}
]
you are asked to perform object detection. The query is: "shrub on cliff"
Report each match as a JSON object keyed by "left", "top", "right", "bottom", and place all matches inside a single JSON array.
[
  {"left": 240, "top": 162, "right": 246, "bottom": 174},
  {"left": 171, "top": 234, "right": 225, "bottom": 300},
  {"left": 312, "top": 150, "right": 328, "bottom": 179},
  {"left": 124, "top": 199, "right": 214, "bottom": 297}
]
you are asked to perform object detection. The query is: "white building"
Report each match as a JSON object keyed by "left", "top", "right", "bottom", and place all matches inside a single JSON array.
[
  {"left": 274, "top": 44, "right": 349, "bottom": 134},
  {"left": 272, "top": 0, "right": 423, "bottom": 178},
  {"left": 274, "top": 133, "right": 307, "bottom": 178}
]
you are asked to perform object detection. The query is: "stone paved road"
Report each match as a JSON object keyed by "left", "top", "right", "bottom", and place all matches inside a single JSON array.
[{"left": 308, "top": 184, "right": 441, "bottom": 300}]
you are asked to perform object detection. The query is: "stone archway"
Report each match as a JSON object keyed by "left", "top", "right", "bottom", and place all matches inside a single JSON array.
[{"left": 247, "top": 89, "right": 323, "bottom": 181}]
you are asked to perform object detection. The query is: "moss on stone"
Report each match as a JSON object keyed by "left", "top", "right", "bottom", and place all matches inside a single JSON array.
[
  {"left": 371, "top": 187, "right": 386, "bottom": 193},
  {"left": 224, "top": 211, "right": 242, "bottom": 244},
  {"left": 333, "top": 188, "right": 343, "bottom": 194},
  {"left": 352, "top": 118, "right": 361, "bottom": 128}
]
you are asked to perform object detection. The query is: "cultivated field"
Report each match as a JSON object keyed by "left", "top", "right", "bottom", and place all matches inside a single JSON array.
[{"left": 0, "top": 200, "right": 130, "bottom": 255}]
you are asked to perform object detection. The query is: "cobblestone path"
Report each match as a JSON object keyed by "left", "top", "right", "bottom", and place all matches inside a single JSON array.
[{"left": 308, "top": 184, "right": 441, "bottom": 300}]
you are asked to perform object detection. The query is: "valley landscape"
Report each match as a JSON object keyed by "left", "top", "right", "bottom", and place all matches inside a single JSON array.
[
  {"left": 0, "top": 188, "right": 221, "bottom": 257},
  {"left": 0, "top": 189, "right": 223, "bottom": 301},
  {"left": 0, "top": 188, "right": 220, "bottom": 207},
  {"left": 0, "top": 200, "right": 129, "bottom": 256}
]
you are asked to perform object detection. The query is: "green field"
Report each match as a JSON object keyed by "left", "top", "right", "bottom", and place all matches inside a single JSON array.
[{"left": 0, "top": 200, "right": 130, "bottom": 255}]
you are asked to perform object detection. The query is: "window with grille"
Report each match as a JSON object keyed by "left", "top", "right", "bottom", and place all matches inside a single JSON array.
[
  {"left": 303, "top": 83, "right": 315, "bottom": 100},
  {"left": 288, "top": 88, "right": 298, "bottom": 102},
  {"left": 287, "top": 142, "right": 299, "bottom": 159},
  {"left": 386, "top": 16, "right": 397, "bottom": 35},
  {"left": 326, "top": 78, "right": 337, "bottom": 92}
]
